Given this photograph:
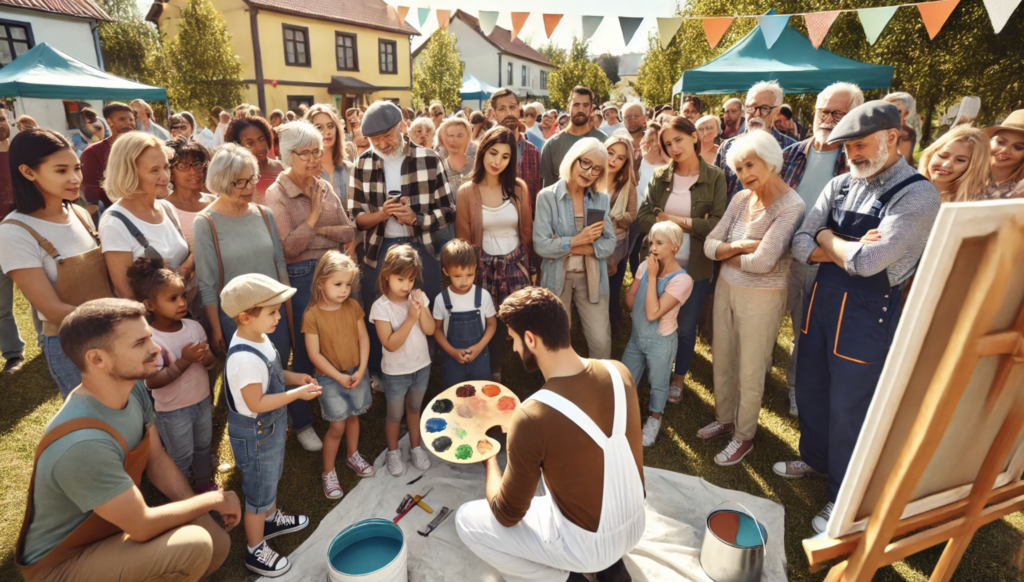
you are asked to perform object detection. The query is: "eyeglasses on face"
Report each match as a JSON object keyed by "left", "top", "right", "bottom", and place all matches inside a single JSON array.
[
  {"left": 293, "top": 149, "right": 324, "bottom": 161},
  {"left": 231, "top": 174, "right": 262, "bottom": 189},
  {"left": 576, "top": 158, "right": 603, "bottom": 175},
  {"left": 174, "top": 160, "right": 207, "bottom": 172},
  {"left": 816, "top": 109, "right": 848, "bottom": 122},
  {"left": 745, "top": 105, "right": 778, "bottom": 116}
]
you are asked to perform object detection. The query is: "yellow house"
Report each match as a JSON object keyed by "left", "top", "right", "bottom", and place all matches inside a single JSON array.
[{"left": 147, "top": 0, "right": 419, "bottom": 114}]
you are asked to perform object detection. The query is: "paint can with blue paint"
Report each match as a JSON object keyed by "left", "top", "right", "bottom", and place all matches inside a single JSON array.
[
  {"left": 700, "top": 502, "right": 767, "bottom": 582},
  {"left": 327, "top": 518, "right": 408, "bottom": 582}
]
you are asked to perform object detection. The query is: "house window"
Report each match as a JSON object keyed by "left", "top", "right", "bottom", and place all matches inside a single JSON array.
[
  {"left": 336, "top": 32, "right": 358, "bottom": 71},
  {"left": 540, "top": 71, "right": 548, "bottom": 90},
  {"left": 287, "top": 95, "right": 314, "bottom": 113},
  {"left": 0, "top": 21, "right": 32, "bottom": 67},
  {"left": 521, "top": 65, "right": 527, "bottom": 87},
  {"left": 506, "top": 62, "right": 512, "bottom": 85},
  {"left": 379, "top": 39, "right": 397, "bottom": 74},
  {"left": 283, "top": 24, "right": 310, "bottom": 67}
]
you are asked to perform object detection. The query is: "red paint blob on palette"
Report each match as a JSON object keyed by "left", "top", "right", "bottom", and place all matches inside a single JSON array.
[
  {"left": 481, "top": 385, "right": 501, "bottom": 398},
  {"left": 456, "top": 384, "right": 476, "bottom": 398},
  {"left": 497, "top": 396, "right": 517, "bottom": 411}
]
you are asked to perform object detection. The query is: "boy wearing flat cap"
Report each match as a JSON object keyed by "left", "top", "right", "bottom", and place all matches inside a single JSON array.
[
  {"left": 221, "top": 274, "right": 322, "bottom": 576},
  {"left": 773, "top": 101, "right": 940, "bottom": 534}
]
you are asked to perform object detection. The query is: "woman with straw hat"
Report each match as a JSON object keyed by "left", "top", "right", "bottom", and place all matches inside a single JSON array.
[{"left": 981, "top": 109, "right": 1024, "bottom": 199}]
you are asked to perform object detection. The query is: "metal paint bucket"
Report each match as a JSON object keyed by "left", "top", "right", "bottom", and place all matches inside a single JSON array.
[
  {"left": 327, "top": 518, "right": 408, "bottom": 582},
  {"left": 700, "top": 501, "right": 767, "bottom": 582}
]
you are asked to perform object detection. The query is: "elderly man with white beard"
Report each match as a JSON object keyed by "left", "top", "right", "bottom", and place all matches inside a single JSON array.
[
  {"left": 778, "top": 82, "right": 864, "bottom": 417},
  {"left": 774, "top": 101, "right": 940, "bottom": 534}
]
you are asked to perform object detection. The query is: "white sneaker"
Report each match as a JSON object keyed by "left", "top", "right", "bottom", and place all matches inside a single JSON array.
[
  {"left": 296, "top": 426, "right": 322, "bottom": 452},
  {"left": 641, "top": 416, "right": 662, "bottom": 447},
  {"left": 410, "top": 445, "right": 431, "bottom": 471},
  {"left": 667, "top": 384, "right": 683, "bottom": 403},
  {"left": 386, "top": 449, "right": 406, "bottom": 477},
  {"left": 789, "top": 386, "right": 798, "bottom": 416},
  {"left": 812, "top": 501, "right": 834, "bottom": 534}
]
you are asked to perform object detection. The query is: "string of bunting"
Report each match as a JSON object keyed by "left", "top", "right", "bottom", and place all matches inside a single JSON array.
[{"left": 387, "top": 0, "right": 1018, "bottom": 51}]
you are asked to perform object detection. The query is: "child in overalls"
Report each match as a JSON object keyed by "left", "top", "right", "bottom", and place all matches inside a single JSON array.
[
  {"left": 221, "top": 274, "right": 321, "bottom": 577},
  {"left": 432, "top": 239, "right": 497, "bottom": 388},
  {"left": 622, "top": 222, "right": 693, "bottom": 447}
]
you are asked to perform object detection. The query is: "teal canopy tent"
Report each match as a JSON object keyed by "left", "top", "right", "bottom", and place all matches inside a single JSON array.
[
  {"left": 673, "top": 19, "right": 894, "bottom": 95},
  {"left": 0, "top": 42, "right": 167, "bottom": 101},
  {"left": 461, "top": 73, "right": 500, "bottom": 108}
]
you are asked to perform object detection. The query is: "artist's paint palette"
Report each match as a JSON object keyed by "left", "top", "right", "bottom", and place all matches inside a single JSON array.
[{"left": 420, "top": 381, "right": 520, "bottom": 464}]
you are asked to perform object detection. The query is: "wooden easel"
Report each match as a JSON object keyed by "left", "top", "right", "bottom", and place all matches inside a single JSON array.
[{"left": 805, "top": 220, "right": 1024, "bottom": 581}]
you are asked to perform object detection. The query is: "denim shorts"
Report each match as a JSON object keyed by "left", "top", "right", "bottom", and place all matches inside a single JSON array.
[
  {"left": 383, "top": 365, "right": 430, "bottom": 402},
  {"left": 43, "top": 334, "right": 82, "bottom": 399},
  {"left": 228, "top": 407, "right": 287, "bottom": 514},
  {"left": 317, "top": 369, "right": 372, "bottom": 422}
]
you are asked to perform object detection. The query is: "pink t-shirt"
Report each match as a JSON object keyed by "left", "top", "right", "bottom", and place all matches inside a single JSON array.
[
  {"left": 150, "top": 319, "right": 211, "bottom": 412},
  {"left": 635, "top": 262, "right": 694, "bottom": 336},
  {"left": 664, "top": 174, "right": 697, "bottom": 267}
]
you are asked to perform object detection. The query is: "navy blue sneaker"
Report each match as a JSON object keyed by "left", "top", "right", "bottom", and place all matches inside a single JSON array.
[
  {"left": 263, "top": 510, "right": 309, "bottom": 540},
  {"left": 245, "top": 541, "right": 290, "bottom": 577}
]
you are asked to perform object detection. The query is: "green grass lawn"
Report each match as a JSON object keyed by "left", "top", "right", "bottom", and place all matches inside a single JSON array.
[{"left": 1, "top": 282, "right": 1022, "bottom": 581}]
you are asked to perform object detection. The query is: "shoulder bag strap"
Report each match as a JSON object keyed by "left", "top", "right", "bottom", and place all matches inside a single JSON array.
[
  {"left": 198, "top": 212, "right": 224, "bottom": 293},
  {"left": 159, "top": 200, "right": 185, "bottom": 240},
  {"left": 2, "top": 219, "right": 60, "bottom": 259},
  {"left": 105, "top": 210, "right": 152, "bottom": 251},
  {"left": 255, "top": 204, "right": 274, "bottom": 238},
  {"left": 69, "top": 204, "right": 100, "bottom": 242}
]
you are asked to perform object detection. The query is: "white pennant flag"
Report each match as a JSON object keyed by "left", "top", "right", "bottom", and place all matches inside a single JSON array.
[{"left": 983, "top": 0, "right": 1021, "bottom": 33}]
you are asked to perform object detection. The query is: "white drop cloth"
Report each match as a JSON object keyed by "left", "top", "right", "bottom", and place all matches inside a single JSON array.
[{"left": 260, "top": 436, "right": 788, "bottom": 582}]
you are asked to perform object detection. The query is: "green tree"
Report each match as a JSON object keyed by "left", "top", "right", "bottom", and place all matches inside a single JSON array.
[
  {"left": 633, "top": 29, "right": 685, "bottom": 107},
  {"left": 412, "top": 28, "right": 463, "bottom": 113},
  {"left": 595, "top": 53, "right": 621, "bottom": 84},
  {"left": 538, "top": 42, "right": 568, "bottom": 68},
  {"left": 95, "top": 0, "right": 167, "bottom": 90},
  {"left": 547, "top": 37, "right": 611, "bottom": 109},
  {"left": 166, "top": 0, "right": 243, "bottom": 122}
]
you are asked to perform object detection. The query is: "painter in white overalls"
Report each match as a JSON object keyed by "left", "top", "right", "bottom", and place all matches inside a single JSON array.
[{"left": 456, "top": 360, "right": 646, "bottom": 582}]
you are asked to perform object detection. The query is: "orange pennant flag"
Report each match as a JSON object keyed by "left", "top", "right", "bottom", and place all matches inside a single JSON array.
[
  {"left": 804, "top": 10, "right": 840, "bottom": 49},
  {"left": 397, "top": 6, "right": 410, "bottom": 23},
  {"left": 437, "top": 9, "right": 451, "bottom": 29},
  {"left": 387, "top": 5, "right": 397, "bottom": 21},
  {"left": 511, "top": 12, "right": 530, "bottom": 40},
  {"left": 543, "top": 14, "right": 563, "bottom": 38},
  {"left": 702, "top": 17, "right": 735, "bottom": 48},
  {"left": 918, "top": 0, "right": 960, "bottom": 39}
]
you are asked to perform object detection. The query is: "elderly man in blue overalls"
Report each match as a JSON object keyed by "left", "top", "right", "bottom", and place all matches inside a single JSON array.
[{"left": 772, "top": 101, "right": 941, "bottom": 534}]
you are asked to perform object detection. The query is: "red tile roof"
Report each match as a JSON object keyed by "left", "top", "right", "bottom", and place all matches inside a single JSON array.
[
  {"left": 414, "top": 10, "right": 552, "bottom": 68},
  {"left": 0, "top": 0, "right": 111, "bottom": 21},
  {"left": 244, "top": 0, "right": 418, "bottom": 36}
]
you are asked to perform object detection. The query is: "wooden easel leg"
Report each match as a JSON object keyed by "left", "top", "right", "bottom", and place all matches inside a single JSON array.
[
  {"left": 825, "top": 560, "right": 848, "bottom": 582},
  {"left": 930, "top": 538, "right": 969, "bottom": 582}
]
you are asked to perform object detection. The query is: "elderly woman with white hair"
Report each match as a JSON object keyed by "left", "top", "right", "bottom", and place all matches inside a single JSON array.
[
  {"left": 265, "top": 121, "right": 355, "bottom": 377},
  {"left": 193, "top": 142, "right": 322, "bottom": 450},
  {"left": 696, "top": 129, "right": 805, "bottom": 467},
  {"left": 696, "top": 114, "right": 721, "bottom": 165},
  {"left": 408, "top": 117, "right": 436, "bottom": 150},
  {"left": 533, "top": 137, "right": 618, "bottom": 358},
  {"left": 99, "top": 132, "right": 190, "bottom": 300}
]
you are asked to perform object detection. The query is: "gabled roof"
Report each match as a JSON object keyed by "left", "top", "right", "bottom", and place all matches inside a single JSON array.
[
  {"left": 413, "top": 9, "right": 552, "bottom": 68},
  {"left": 0, "top": 0, "right": 110, "bottom": 21}
]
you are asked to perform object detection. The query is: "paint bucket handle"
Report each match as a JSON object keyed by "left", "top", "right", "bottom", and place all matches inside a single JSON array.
[{"left": 712, "top": 500, "right": 767, "bottom": 554}]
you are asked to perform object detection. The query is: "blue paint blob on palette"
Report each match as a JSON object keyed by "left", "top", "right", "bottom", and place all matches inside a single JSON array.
[{"left": 424, "top": 418, "right": 447, "bottom": 433}]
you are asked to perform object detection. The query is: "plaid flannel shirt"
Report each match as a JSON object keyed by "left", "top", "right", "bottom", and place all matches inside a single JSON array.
[
  {"left": 348, "top": 139, "right": 455, "bottom": 268},
  {"left": 517, "top": 134, "right": 542, "bottom": 211},
  {"left": 781, "top": 137, "right": 849, "bottom": 190},
  {"left": 715, "top": 127, "right": 797, "bottom": 200}
]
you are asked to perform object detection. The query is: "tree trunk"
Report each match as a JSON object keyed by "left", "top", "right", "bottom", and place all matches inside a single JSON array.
[{"left": 921, "top": 105, "right": 934, "bottom": 148}]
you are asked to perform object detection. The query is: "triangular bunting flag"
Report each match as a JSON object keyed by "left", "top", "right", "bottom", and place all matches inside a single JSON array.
[
  {"left": 702, "top": 17, "right": 735, "bottom": 48},
  {"left": 417, "top": 7, "right": 430, "bottom": 27},
  {"left": 657, "top": 17, "right": 683, "bottom": 49},
  {"left": 619, "top": 17, "right": 644, "bottom": 46},
  {"left": 478, "top": 11, "right": 499, "bottom": 35},
  {"left": 543, "top": 14, "right": 563, "bottom": 38},
  {"left": 582, "top": 16, "right": 604, "bottom": 41},
  {"left": 983, "top": 0, "right": 1021, "bottom": 33},
  {"left": 805, "top": 10, "right": 840, "bottom": 49},
  {"left": 511, "top": 12, "right": 530, "bottom": 40},
  {"left": 756, "top": 15, "right": 790, "bottom": 49},
  {"left": 918, "top": 0, "right": 960, "bottom": 40},
  {"left": 436, "top": 9, "right": 450, "bottom": 29},
  {"left": 397, "top": 6, "right": 410, "bottom": 23},
  {"left": 857, "top": 6, "right": 898, "bottom": 45}
]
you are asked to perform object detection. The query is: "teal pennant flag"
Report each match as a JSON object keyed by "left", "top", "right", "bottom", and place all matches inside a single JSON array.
[
  {"left": 619, "top": 17, "right": 643, "bottom": 46},
  {"left": 418, "top": 7, "right": 430, "bottom": 28},
  {"left": 857, "top": 6, "right": 899, "bottom": 45},
  {"left": 756, "top": 14, "right": 790, "bottom": 49},
  {"left": 478, "top": 11, "right": 499, "bottom": 35},
  {"left": 582, "top": 15, "right": 604, "bottom": 41}
]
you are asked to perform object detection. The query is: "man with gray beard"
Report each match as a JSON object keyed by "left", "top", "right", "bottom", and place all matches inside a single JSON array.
[
  {"left": 779, "top": 82, "right": 864, "bottom": 416},
  {"left": 775, "top": 101, "right": 939, "bottom": 534}
]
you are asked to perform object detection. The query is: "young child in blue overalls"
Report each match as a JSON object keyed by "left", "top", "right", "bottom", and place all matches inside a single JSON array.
[
  {"left": 432, "top": 238, "right": 497, "bottom": 388},
  {"left": 221, "top": 273, "right": 322, "bottom": 577},
  {"left": 622, "top": 221, "right": 693, "bottom": 447}
]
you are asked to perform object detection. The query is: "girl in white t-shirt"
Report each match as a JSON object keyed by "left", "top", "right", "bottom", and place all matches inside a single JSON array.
[
  {"left": 623, "top": 222, "right": 693, "bottom": 447},
  {"left": 128, "top": 257, "right": 217, "bottom": 492},
  {"left": 369, "top": 244, "right": 436, "bottom": 478}
]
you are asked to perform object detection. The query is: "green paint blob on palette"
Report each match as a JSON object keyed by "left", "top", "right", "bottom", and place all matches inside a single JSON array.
[
  {"left": 454, "top": 444, "right": 473, "bottom": 460},
  {"left": 421, "top": 381, "right": 521, "bottom": 464}
]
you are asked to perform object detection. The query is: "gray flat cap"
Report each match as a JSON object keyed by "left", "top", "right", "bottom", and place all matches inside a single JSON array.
[
  {"left": 362, "top": 101, "right": 403, "bottom": 137},
  {"left": 826, "top": 100, "right": 901, "bottom": 145}
]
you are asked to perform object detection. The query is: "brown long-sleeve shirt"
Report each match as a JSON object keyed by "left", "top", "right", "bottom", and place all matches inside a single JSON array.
[{"left": 490, "top": 360, "right": 644, "bottom": 532}]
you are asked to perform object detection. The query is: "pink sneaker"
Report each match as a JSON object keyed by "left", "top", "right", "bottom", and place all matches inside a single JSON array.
[
  {"left": 715, "top": 439, "right": 754, "bottom": 466},
  {"left": 346, "top": 451, "right": 375, "bottom": 478},
  {"left": 697, "top": 421, "right": 734, "bottom": 440}
]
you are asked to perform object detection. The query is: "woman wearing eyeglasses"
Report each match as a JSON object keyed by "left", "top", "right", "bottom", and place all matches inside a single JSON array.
[
  {"left": 532, "top": 137, "right": 618, "bottom": 359},
  {"left": 193, "top": 142, "right": 323, "bottom": 451},
  {"left": 225, "top": 115, "right": 284, "bottom": 205},
  {"left": 265, "top": 121, "right": 354, "bottom": 378}
]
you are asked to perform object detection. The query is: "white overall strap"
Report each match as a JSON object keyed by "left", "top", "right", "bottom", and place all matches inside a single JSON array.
[
  {"left": 527, "top": 390, "right": 608, "bottom": 449},
  {"left": 600, "top": 360, "right": 627, "bottom": 438}
]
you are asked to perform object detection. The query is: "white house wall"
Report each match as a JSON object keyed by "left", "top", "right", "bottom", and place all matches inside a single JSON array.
[{"left": 498, "top": 54, "right": 552, "bottom": 101}]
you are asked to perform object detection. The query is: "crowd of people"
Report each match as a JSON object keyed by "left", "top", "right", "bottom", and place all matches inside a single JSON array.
[{"left": 2, "top": 81, "right": 1022, "bottom": 582}]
